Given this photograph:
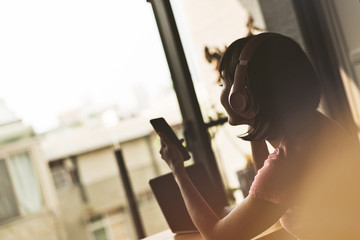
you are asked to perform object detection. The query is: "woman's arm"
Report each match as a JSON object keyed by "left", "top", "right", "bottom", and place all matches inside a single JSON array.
[
  {"left": 159, "top": 133, "right": 286, "bottom": 240},
  {"left": 174, "top": 170, "right": 286, "bottom": 240},
  {"left": 250, "top": 140, "right": 269, "bottom": 172}
]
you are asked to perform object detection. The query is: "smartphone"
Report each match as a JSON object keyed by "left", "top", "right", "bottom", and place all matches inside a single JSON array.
[{"left": 150, "top": 117, "right": 191, "bottom": 160}]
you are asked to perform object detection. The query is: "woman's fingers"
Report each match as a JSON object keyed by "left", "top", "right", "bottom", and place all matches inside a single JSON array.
[
  {"left": 157, "top": 133, "right": 185, "bottom": 172},
  {"left": 158, "top": 133, "right": 177, "bottom": 157},
  {"left": 179, "top": 138, "right": 189, "bottom": 151},
  {"left": 158, "top": 132, "right": 171, "bottom": 144},
  {"left": 160, "top": 138, "right": 165, "bottom": 149}
]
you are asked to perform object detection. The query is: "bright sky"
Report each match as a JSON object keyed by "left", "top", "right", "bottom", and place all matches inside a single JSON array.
[{"left": 0, "top": 0, "right": 171, "bottom": 133}]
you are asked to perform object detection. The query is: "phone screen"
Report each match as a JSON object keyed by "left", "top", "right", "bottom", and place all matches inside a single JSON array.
[{"left": 150, "top": 117, "right": 191, "bottom": 160}]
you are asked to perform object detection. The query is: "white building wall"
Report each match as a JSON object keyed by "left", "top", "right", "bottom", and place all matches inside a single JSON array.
[{"left": 77, "top": 147, "right": 118, "bottom": 185}]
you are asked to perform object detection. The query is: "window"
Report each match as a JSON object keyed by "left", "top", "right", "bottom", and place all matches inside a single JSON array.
[
  {"left": 51, "top": 165, "right": 74, "bottom": 190},
  {"left": 1, "top": 1, "right": 183, "bottom": 238},
  {"left": 88, "top": 220, "right": 111, "bottom": 240},
  {"left": 0, "top": 151, "right": 42, "bottom": 222},
  {"left": 92, "top": 228, "right": 109, "bottom": 240},
  {"left": 49, "top": 158, "right": 76, "bottom": 190},
  {"left": 0, "top": 159, "right": 19, "bottom": 222},
  {"left": 169, "top": 0, "right": 256, "bottom": 202}
]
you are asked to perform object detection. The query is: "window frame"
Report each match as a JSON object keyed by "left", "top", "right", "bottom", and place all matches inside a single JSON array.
[
  {"left": 0, "top": 143, "right": 43, "bottom": 223},
  {"left": 0, "top": 158, "right": 21, "bottom": 222}
]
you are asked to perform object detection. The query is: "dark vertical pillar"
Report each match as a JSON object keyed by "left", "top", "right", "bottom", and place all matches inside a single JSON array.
[
  {"left": 70, "top": 156, "right": 88, "bottom": 203},
  {"left": 146, "top": 0, "right": 227, "bottom": 206},
  {"left": 114, "top": 148, "right": 145, "bottom": 239}
]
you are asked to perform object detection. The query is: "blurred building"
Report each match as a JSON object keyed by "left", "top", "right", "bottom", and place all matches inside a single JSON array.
[
  {"left": 41, "top": 102, "right": 182, "bottom": 240},
  {"left": 0, "top": 100, "right": 65, "bottom": 240},
  {"left": 0, "top": 97, "right": 182, "bottom": 240}
]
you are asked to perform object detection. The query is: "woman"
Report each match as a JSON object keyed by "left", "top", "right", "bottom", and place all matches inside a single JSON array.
[{"left": 158, "top": 32, "right": 360, "bottom": 240}]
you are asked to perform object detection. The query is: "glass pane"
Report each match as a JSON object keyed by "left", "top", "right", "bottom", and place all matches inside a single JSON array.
[
  {"left": 0, "top": 0, "right": 181, "bottom": 239},
  {"left": 170, "top": 0, "right": 266, "bottom": 202},
  {"left": 93, "top": 228, "right": 108, "bottom": 240},
  {"left": 0, "top": 159, "right": 19, "bottom": 222},
  {"left": 9, "top": 152, "right": 43, "bottom": 213}
]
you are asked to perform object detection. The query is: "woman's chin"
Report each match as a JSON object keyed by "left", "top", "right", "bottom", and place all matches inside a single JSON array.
[
  {"left": 228, "top": 118, "right": 241, "bottom": 126},
  {"left": 228, "top": 117, "right": 249, "bottom": 126}
]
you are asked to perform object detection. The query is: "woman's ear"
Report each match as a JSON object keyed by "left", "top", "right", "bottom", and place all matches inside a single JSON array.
[
  {"left": 228, "top": 90, "right": 246, "bottom": 113},
  {"left": 228, "top": 90, "right": 257, "bottom": 119}
]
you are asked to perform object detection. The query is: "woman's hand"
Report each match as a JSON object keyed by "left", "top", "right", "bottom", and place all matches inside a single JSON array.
[{"left": 158, "top": 132, "right": 186, "bottom": 174}]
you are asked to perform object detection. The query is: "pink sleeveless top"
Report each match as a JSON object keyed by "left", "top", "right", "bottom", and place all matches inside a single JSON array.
[{"left": 249, "top": 145, "right": 304, "bottom": 238}]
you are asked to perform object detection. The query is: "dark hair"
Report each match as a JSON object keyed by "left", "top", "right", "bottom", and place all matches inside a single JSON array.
[{"left": 219, "top": 33, "right": 321, "bottom": 141}]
